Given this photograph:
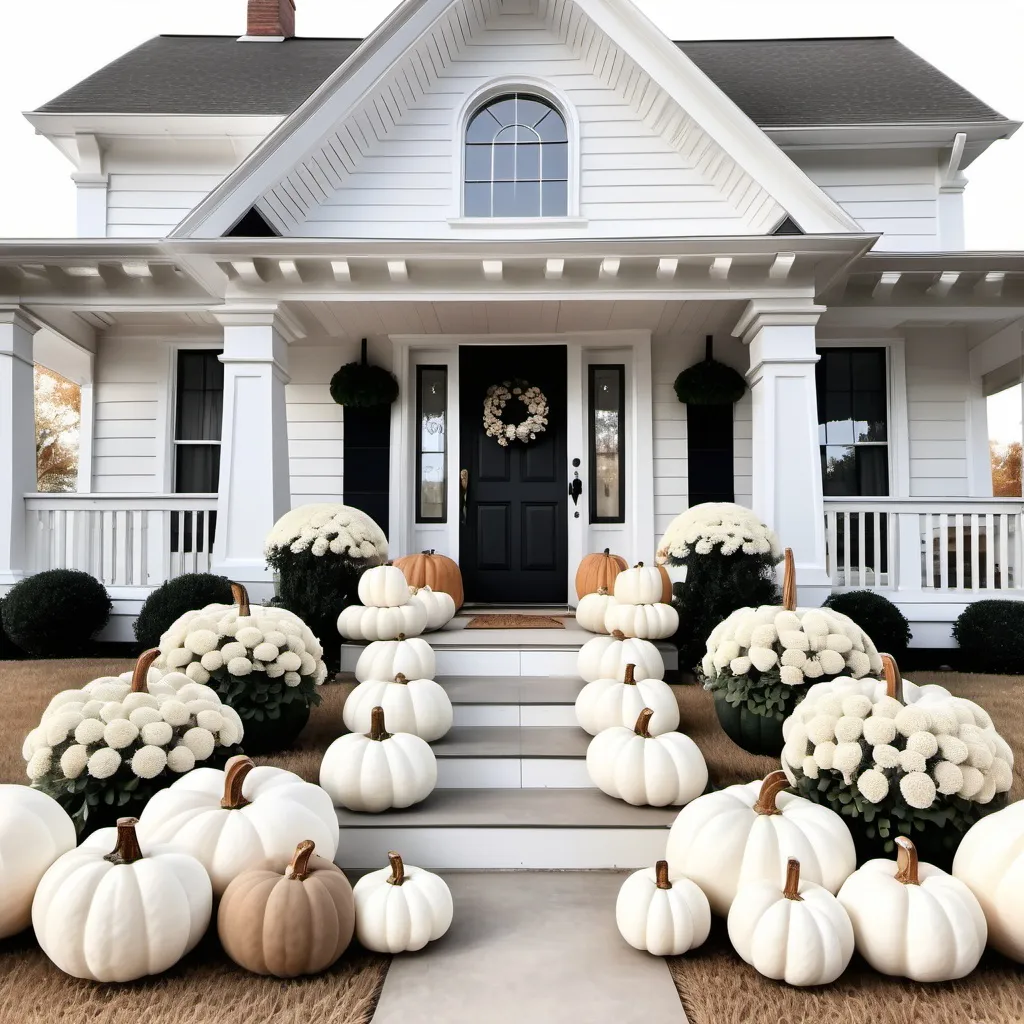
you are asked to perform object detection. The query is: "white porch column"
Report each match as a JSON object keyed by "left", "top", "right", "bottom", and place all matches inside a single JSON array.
[
  {"left": 211, "top": 308, "right": 299, "bottom": 596},
  {"left": 0, "top": 311, "right": 37, "bottom": 584},
  {"left": 733, "top": 300, "right": 831, "bottom": 605}
]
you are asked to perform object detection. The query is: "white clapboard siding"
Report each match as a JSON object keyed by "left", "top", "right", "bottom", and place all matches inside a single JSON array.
[
  {"left": 905, "top": 334, "right": 969, "bottom": 497},
  {"left": 106, "top": 173, "right": 227, "bottom": 237},
  {"left": 734, "top": 390, "right": 753, "bottom": 509},
  {"left": 789, "top": 149, "right": 939, "bottom": 251},
  {"left": 294, "top": 9, "right": 780, "bottom": 239},
  {"left": 91, "top": 340, "right": 165, "bottom": 492}
]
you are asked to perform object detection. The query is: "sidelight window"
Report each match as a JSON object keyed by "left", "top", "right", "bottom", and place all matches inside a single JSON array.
[
  {"left": 589, "top": 365, "right": 625, "bottom": 523},
  {"left": 416, "top": 366, "right": 448, "bottom": 522}
]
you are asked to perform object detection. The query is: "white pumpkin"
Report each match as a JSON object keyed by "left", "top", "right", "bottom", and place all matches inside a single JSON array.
[
  {"left": 575, "top": 588, "right": 614, "bottom": 634},
  {"left": 343, "top": 673, "right": 453, "bottom": 742},
  {"left": 605, "top": 601, "right": 679, "bottom": 640},
  {"left": 586, "top": 708, "right": 707, "bottom": 807},
  {"left": 612, "top": 563, "right": 666, "bottom": 605},
  {"left": 578, "top": 632, "right": 665, "bottom": 683},
  {"left": 355, "top": 636, "right": 436, "bottom": 683},
  {"left": 338, "top": 601, "right": 427, "bottom": 641},
  {"left": 357, "top": 564, "right": 413, "bottom": 608},
  {"left": 32, "top": 817, "right": 212, "bottom": 982},
  {"left": 135, "top": 755, "right": 339, "bottom": 896},
  {"left": 575, "top": 663, "right": 679, "bottom": 737},
  {"left": 953, "top": 801, "right": 1024, "bottom": 961},
  {"left": 838, "top": 837, "right": 987, "bottom": 982},
  {"left": 666, "top": 771, "right": 856, "bottom": 917},
  {"left": 615, "top": 860, "right": 710, "bottom": 956},
  {"left": 0, "top": 786, "right": 76, "bottom": 939},
  {"left": 727, "top": 857, "right": 855, "bottom": 986},
  {"left": 409, "top": 586, "right": 456, "bottom": 632},
  {"left": 320, "top": 706, "right": 437, "bottom": 813},
  {"left": 353, "top": 851, "right": 453, "bottom": 953}
]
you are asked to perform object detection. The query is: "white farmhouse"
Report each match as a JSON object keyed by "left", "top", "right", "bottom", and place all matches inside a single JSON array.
[{"left": 2, "top": 0, "right": 1022, "bottom": 647}]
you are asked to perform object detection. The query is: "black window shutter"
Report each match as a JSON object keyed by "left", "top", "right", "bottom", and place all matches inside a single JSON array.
[{"left": 343, "top": 405, "right": 391, "bottom": 538}]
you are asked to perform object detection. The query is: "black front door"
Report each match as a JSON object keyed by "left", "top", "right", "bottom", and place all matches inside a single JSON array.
[{"left": 459, "top": 345, "right": 568, "bottom": 604}]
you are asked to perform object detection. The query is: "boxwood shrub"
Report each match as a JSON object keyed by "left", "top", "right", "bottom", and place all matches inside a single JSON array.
[
  {"left": 953, "top": 600, "right": 1024, "bottom": 674},
  {"left": 1, "top": 570, "right": 111, "bottom": 657},
  {"left": 134, "top": 572, "right": 234, "bottom": 649},
  {"left": 0, "top": 599, "right": 24, "bottom": 660},
  {"left": 823, "top": 590, "right": 912, "bottom": 660}
]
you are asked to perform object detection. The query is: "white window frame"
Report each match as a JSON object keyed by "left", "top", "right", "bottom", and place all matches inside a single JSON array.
[{"left": 164, "top": 342, "right": 224, "bottom": 495}]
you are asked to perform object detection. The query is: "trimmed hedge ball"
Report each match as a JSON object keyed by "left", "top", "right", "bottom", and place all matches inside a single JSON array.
[{"left": 1, "top": 570, "right": 111, "bottom": 657}]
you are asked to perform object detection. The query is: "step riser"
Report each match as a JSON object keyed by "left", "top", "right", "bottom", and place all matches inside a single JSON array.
[
  {"left": 452, "top": 705, "right": 578, "bottom": 727},
  {"left": 335, "top": 827, "right": 668, "bottom": 870},
  {"left": 437, "top": 758, "right": 591, "bottom": 788}
]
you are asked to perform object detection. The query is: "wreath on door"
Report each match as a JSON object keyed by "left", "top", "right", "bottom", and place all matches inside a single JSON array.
[{"left": 483, "top": 380, "right": 549, "bottom": 447}]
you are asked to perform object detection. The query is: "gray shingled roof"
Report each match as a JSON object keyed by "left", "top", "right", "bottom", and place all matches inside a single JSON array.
[{"left": 36, "top": 34, "right": 1011, "bottom": 127}]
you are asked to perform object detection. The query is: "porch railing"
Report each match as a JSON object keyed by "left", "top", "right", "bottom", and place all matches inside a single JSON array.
[
  {"left": 24, "top": 494, "right": 218, "bottom": 588},
  {"left": 824, "top": 498, "right": 1024, "bottom": 593}
]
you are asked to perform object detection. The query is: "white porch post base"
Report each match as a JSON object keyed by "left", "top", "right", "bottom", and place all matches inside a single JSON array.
[
  {"left": 734, "top": 300, "right": 831, "bottom": 606},
  {"left": 211, "top": 309, "right": 298, "bottom": 594},
  {"left": 0, "top": 311, "right": 36, "bottom": 586}
]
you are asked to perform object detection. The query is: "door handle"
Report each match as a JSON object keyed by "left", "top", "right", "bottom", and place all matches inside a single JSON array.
[
  {"left": 460, "top": 469, "right": 469, "bottom": 525},
  {"left": 569, "top": 472, "right": 583, "bottom": 506}
]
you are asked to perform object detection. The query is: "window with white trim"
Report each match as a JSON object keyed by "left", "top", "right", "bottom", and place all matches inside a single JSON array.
[
  {"left": 174, "top": 350, "right": 223, "bottom": 493},
  {"left": 464, "top": 93, "right": 568, "bottom": 218}
]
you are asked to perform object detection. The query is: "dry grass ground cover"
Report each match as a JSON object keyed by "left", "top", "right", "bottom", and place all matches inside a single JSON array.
[{"left": 669, "top": 672, "right": 1024, "bottom": 1024}]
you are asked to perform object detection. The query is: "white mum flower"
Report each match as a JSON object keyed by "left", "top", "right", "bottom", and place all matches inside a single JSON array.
[
  {"left": 899, "top": 749, "right": 928, "bottom": 774},
  {"left": 74, "top": 719, "right": 106, "bottom": 745},
  {"left": 846, "top": 651, "right": 871, "bottom": 678},
  {"left": 872, "top": 696, "right": 903, "bottom": 719},
  {"left": 131, "top": 745, "right": 168, "bottom": 779},
  {"left": 976, "top": 775, "right": 998, "bottom": 805},
  {"left": 857, "top": 768, "right": 889, "bottom": 804},
  {"left": 937, "top": 734, "right": 969, "bottom": 764},
  {"left": 100, "top": 702, "right": 128, "bottom": 724},
  {"left": 841, "top": 694, "right": 873, "bottom": 719},
  {"left": 807, "top": 715, "right": 839, "bottom": 746},
  {"left": 161, "top": 700, "right": 191, "bottom": 727},
  {"left": 218, "top": 721, "right": 241, "bottom": 747},
  {"left": 833, "top": 742, "right": 863, "bottom": 779},
  {"left": 265, "top": 661, "right": 286, "bottom": 679},
  {"left": 141, "top": 721, "right": 174, "bottom": 746},
  {"left": 862, "top": 716, "right": 897, "bottom": 746},
  {"left": 200, "top": 650, "right": 225, "bottom": 672},
  {"left": 825, "top": 633, "right": 853, "bottom": 655},
  {"left": 729, "top": 657, "right": 752, "bottom": 676},
  {"left": 929, "top": 709, "right": 959, "bottom": 736},
  {"left": 834, "top": 716, "right": 864, "bottom": 743},
  {"left": 185, "top": 662, "right": 211, "bottom": 685},
  {"left": 227, "top": 657, "right": 253, "bottom": 677},
  {"left": 872, "top": 744, "right": 901, "bottom": 769},
  {"left": 778, "top": 630, "right": 809, "bottom": 652},
  {"left": 278, "top": 651, "right": 303, "bottom": 673},
  {"left": 59, "top": 744, "right": 89, "bottom": 779},
  {"left": 129, "top": 706, "right": 162, "bottom": 729},
  {"left": 932, "top": 760, "right": 964, "bottom": 795},
  {"left": 966, "top": 743, "right": 994, "bottom": 771},
  {"left": 802, "top": 659, "right": 824, "bottom": 680},
  {"left": 185, "top": 629, "right": 219, "bottom": 656},
  {"left": 167, "top": 745, "right": 196, "bottom": 773},
  {"left": 221, "top": 641, "right": 247, "bottom": 661},
  {"left": 253, "top": 642, "right": 279, "bottom": 663},
  {"left": 781, "top": 648, "right": 808, "bottom": 669},
  {"left": 236, "top": 627, "right": 264, "bottom": 649},
  {"left": 780, "top": 665, "right": 805, "bottom": 686},
  {"left": 894, "top": 706, "right": 930, "bottom": 738},
  {"left": 81, "top": 700, "right": 104, "bottom": 720},
  {"left": 196, "top": 710, "right": 224, "bottom": 732},
  {"left": 991, "top": 757, "right": 1014, "bottom": 793},
  {"left": 27, "top": 748, "right": 53, "bottom": 781},
  {"left": 816, "top": 694, "right": 846, "bottom": 719},
  {"left": 900, "top": 771, "right": 937, "bottom": 809},
  {"left": 958, "top": 765, "right": 985, "bottom": 799},
  {"left": 87, "top": 747, "right": 121, "bottom": 780},
  {"left": 104, "top": 719, "right": 140, "bottom": 750},
  {"left": 817, "top": 650, "right": 846, "bottom": 676},
  {"left": 284, "top": 672, "right": 302, "bottom": 687},
  {"left": 774, "top": 611, "right": 801, "bottom": 634},
  {"left": 906, "top": 731, "right": 939, "bottom": 759},
  {"left": 182, "top": 727, "right": 215, "bottom": 761},
  {"left": 802, "top": 756, "right": 820, "bottom": 779},
  {"left": 748, "top": 647, "right": 778, "bottom": 673},
  {"left": 45, "top": 713, "right": 83, "bottom": 747},
  {"left": 814, "top": 741, "right": 836, "bottom": 770},
  {"left": 166, "top": 648, "right": 194, "bottom": 669},
  {"left": 299, "top": 652, "right": 317, "bottom": 676},
  {"left": 750, "top": 625, "right": 778, "bottom": 648}
]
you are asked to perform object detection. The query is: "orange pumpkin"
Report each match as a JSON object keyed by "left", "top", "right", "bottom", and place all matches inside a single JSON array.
[
  {"left": 394, "top": 550, "right": 464, "bottom": 610},
  {"left": 217, "top": 840, "right": 355, "bottom": 978},
  {"left": 575, "top": 548, "right": 629, "bottom": 599}
]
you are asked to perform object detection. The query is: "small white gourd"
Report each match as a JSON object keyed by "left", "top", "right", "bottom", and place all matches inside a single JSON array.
[
  {"left": 577, "top": 632, "right": 665, "bottom": 683},
  {"left": 353, "top": 851, "right": 453, "bottom": 953},
  {"left": 604, "top": 601, "right": 679, "bottom": 640},
  {"left": 727, "top": 857, "right": 855, "bottom": 986},
  {"left": 320, "top": 706, "right": 437, "bottom": 813},
  {"left": 837, "top": 836, "right": 987, "bottom": 982},
  {"left": 575, "top": 588, "right": 614, "bottom": 634},
  {"left": 409, "top": 586, "right": 456, "bottom": 632},
  {"left": 616, "top": 860, "right": 710, "bottom": 956},
  {"left": 355, "top": 635, "right": 436, "bottom": 683},
  {"left": 357, "top": 564, "right": 413, "bottom": 608},
  {"left": 574, "top": 663, "right": 679, "bottom": 737},
  {"left": 342, "top": 673, "right": 453, "bottom": 742},
  {"left": 338, "top": 601, "right": 427, "bottom": 641},
  {"left": 612, "top": 563, "right": 666, "bottom": 605},
  {"left": 586, "top": 708, "right": 707, "bottom": 807}
]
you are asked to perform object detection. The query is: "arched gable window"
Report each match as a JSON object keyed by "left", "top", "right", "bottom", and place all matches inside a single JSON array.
[{"left": 464, "top": 93, "right": 568, "bottom": 218}]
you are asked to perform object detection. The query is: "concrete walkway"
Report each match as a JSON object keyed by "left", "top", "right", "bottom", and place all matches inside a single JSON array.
[{"left": 370, "top": 871, "right": 688, "bottom": 1024}]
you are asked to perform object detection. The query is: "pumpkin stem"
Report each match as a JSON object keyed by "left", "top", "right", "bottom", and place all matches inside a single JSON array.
[
  {"left": 894, "top": 837, "right": 921, "bottom": 886},
  {"left": 655, "top": 860, "right": 672, "bottom": 890},
  {"left": 131, "top": 649, "right": 160, "bottom": 694},
  {"left": 782, "top": 548, "right": 796, "bottom": 612},
  {"left": 231, "top": 582, "right": 251, "bottom": 617},
  {"left": 395, "top": 673, "right": 409, "bottom": 685},
  {"left": 783, "top": 858, "right": 804, "bottom": 901},
  {"left": 287, "top": 840, "right": 316, "bottom": 881},
  {"left": 397, "top": 633, "right": 406, "bottom": 642},
  {"left": 603, "top": 548, "right": 610, "bottom": 556},
  {"left": 753, "top": 770, "right": 789, "bottom": 816},
  {"left": 105, "top": 817, "right": 144, "bottom": 866},
  {"left": 369, "top": 706, "right": 392, "bottom": 742},
  {"left": 596, "top": 587, "right": 608, "bottom": 596},
  {"left": 387, "top": 851, "right": 406, "bottom": 886},
  {"left": 633, "top": 707, "right": 655, "bottom": 738},
  {"left": 611, "top": 630, "right": 626, "bottom": 640},
  {"left": 221, "top": 755, "right": 255, "bottom": 809},
  {"left": 624, "top": 664, "right": 636, "bottom": 686},
  {"left": 635, "top": 561, "right": 645, "bottom": 568},
  {"left": 882, "top": 654, "right": 904, "bottom": 704}
]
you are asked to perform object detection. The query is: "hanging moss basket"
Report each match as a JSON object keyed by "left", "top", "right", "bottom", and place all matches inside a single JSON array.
[
  {"left": 330, "top": 338, "right": 399, "bottom": 409},
  {"left": 673, "top": 335, "right": 747, "bottom": 406}
]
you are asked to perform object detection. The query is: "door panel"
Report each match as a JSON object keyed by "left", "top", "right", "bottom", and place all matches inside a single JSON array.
[{"left": 460, "top": 345, "right": 568, "bottom": 603}]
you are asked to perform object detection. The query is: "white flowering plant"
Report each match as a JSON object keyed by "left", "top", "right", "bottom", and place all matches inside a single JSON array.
[
  {"left": 657, "top": 502, "right": 783, "bottom": 563},
  {"left": 780, "top": 655, "right": 1013, "bottom": 862},
  {"left": 155, "top": 583, "right": 328, "bottom": 754},
  {"left": 23, "top": 649, "right": 243, "bottom": 834},
  {"left": 265, "top": 503, "right": 388, "bottom": 668},
  {"left": 482, "top": 381, "right": 548, "bottom": 447}
]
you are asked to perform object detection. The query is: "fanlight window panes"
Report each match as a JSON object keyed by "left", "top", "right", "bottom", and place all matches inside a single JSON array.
[{"left": 465, "top": 93, "right": 569, "bottom": 218}]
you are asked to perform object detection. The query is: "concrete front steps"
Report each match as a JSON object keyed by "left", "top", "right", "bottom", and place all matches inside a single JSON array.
[{"left": 336, "top": 628, "right": 679, "bottom": 871}]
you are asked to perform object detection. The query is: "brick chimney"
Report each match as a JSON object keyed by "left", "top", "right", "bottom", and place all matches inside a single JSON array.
[{"left": 246, "top": 0, "right": 295, "bottom": 39}]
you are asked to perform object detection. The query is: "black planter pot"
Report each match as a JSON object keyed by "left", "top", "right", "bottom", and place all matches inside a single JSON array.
[
  {"left": 713, "top": 692, "right": 786, "bottom": 757},
  {"left": 237, "top": 701, "right": 312, "bottom": 756}
]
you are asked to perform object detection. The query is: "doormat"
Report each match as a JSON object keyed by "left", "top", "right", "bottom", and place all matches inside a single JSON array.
[{"left": 465, "top": 614, "right": 566, "bottom": 630}]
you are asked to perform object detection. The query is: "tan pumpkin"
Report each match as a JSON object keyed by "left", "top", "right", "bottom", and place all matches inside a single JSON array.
[
  {"left": 218, "top": 840, "right": 355, "bottom": 978},
  {"left": 394, "top": 550, "right": 464, "bottom": 610},
  {"left": 575, "top": 548, "right": 629, "bottom": 599}
]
